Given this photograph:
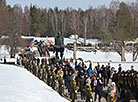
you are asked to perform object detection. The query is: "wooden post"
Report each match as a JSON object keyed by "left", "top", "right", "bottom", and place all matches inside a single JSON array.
[
  {"left": 121, "top": 46, "right": 125, "bottom": 61},
  {"left": 74, "top": 41, "right": 76, "bottom": 60},
  {"left": 46, "top": 36, "right": 48, "bottom": 43}
]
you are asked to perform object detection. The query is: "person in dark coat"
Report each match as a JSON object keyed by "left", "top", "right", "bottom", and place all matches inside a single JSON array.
[
  {"left": 78, "top": 73, "right": 85, "bottom": 100},
  {"left": 103, "top": 66, "right": 108, "bottom": 87},
  {"left": 107, "top": 63, "right": 111, "bottom": 84},
  {"left": 135, "top": 72, "right": 138, "bottom": 101},
  {"left": 112, "top": 71, "right": 117, "bottom": 84},
  {"left": 4, "top": 56, "right": 6, "bottom": 64},
  {"left": 37, "top": 58, "right": 40, "bottom": 66},
  {"left": 118, "top": 64, "right": 122, "bottom": 73},
  {"left": 78, "top": 69, "right": 85, "bottom": 78},
  {"left": 94, "top": 76, "right": 103, "bottom": 102},
  {"left": 65, "top": 71, "right": 72, "bottom": 91},
  {"left": 129, "top": 72, "right": 135, "bottom": 99},
  {"left": 120, "top": 88, "right": 130, "bottom": 102}
]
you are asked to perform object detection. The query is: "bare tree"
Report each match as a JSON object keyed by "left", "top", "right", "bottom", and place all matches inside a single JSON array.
[
  {"left": 24, "top": 5, "right": 31, "bottom": 36},
  {"left": 70, "top": 9, "right": 78, "bottom": 34},
  {"left": 0, "top": 5, "right": 26, "bottom": 58},
  {"left": 54, "top": 7, "right": 58, "bottom": 33},
  {"left": 48, "top": 8, "right": 56, "bottom": 34},
  {"left": 61, "top": 11, "right": 66, "bottom": 36},
  {"left": 83, "top": 12, "right": 88, "bottom": 45},
  {"left": 111, "top": 41, "right": 126, "bottom": 61}
]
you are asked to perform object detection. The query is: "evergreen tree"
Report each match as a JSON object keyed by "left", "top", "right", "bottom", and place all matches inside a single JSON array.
[
  {"left": 30, "top": 5, "right": 42, "bottom": 37},
  {"left": 41, "top": 9, "right": 48, "bottom": 36},
  {"left": 116, "top": 2, "right": 134, "bottom": 41}
]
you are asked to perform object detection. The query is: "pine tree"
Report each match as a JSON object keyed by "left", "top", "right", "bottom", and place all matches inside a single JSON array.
[
  {"left": 41, "top": 9, "right": 48, "bottom": 36},
  {"left": 111, "top": 2, "right": 134, "bottom": 61},
  {"left": 30, "top": 5, "right": 42, "bottom": 37},
  {"left": 116, "top": 2, "right": 134, "bottom": 41}
]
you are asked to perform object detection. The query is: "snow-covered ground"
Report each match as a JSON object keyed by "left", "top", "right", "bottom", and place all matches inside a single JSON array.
[
  {"left": 64, "top": 49, "right": 135, "bottom": 62},
  {"left": 1, "top": 36, "right": 138, "bottom": 71},
  {"left": 65, "top": 48, "right": 138, "bottom": 70},
  {"left": 0, "top": 64, "right": 69, "bottom": 102},
  {"left": 49, "top": 48, "right": 138, "bottom": 71},
  {"left": 21, "top": 36, "right": 100, "bottom": 45}
]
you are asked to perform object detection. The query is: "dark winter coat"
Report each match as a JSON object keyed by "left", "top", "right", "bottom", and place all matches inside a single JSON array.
[
  {"left": 103, "top": 69, "right": 108, "bottom": 78},
  {"left": 78, "top": 77, "right": 85, "bottom": 91},
  {"left": 65, "top": 75, "right": 72, "bottom": 89}
]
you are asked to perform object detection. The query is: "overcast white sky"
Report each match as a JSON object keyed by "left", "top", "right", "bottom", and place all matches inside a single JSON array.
[{"left": 7, "top": 0, "right": 136, "bottom": 10}]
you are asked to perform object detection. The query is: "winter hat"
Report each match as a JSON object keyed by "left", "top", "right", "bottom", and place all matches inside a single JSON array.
[
  {"left": 111, "top": 82, "right": 116, "bottom": 86},
  {"left": 86, "top": 78, "right": 91, "bottom": 83}
]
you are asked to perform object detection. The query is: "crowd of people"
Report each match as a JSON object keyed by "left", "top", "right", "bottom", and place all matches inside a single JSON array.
[{"left": 17, "top": 54, "right": 138, "bottom": 102}]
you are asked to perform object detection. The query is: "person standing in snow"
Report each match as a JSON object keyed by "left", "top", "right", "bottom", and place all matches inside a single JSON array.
[
  {"left": 103, "top": 66, "right": 108, "bottom": 87},
  {"left": 42, "top": 65, "right": 46, "bottom": 81},
  {"left": 70, "top": 74, "right": 78, "bottom": 102},
  {"left": 47, "top": 66, "right": 52, "bottom": 86},
  {"left": 38, "top": 64, "right": 41, "bottom": 79},
  {"left": 87, "top": 67, "right": 93, "bottom": 76},
  {"left": 4, "top": 56, "right": 6, "bottom": 64},
  {"left": 134, "top": 72, "right": 138, "bottom": 101},
  {"left": 107, "top": 82, "right": 118, "bottom": 102},
  {"left": 78, "top": 72, "right": 85, "bottom": 100},
  {"left": 94, "top": 75, "right": 103, "bottom": 102},
  {"left": 58, "top": 67, "right": 64, "bottom": 96},
  {"left": 107, "top": 63, "right": 111, "bottom": 85},
  {"left": 52, "top": 67, "right": 57, "bottom": 90},
  {"left": 33, "top": 61, "right": 37, "bottom": 76},
  {"left": 85, "top": 78, "right": 93, "bottom": 102},
  {"left": 118, "top": 64, "right": 122, "bottom": 73}
]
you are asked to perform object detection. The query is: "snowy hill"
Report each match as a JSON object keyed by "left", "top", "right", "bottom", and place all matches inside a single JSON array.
[{"left": 0, "top": 64, "right": 69, "bottom": 102}]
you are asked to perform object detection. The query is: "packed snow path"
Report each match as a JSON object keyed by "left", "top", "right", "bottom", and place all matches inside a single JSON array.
[{"left": 0, "top": 64, "right": 69, "bottom": 102}]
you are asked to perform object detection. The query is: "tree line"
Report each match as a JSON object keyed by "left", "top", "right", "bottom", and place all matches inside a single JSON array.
[
  {"left": 0, "top": 0, "right": 138, "bottom": 60},
  {"left": 1, "top": 0, "right": 138, "bottom": 39}
]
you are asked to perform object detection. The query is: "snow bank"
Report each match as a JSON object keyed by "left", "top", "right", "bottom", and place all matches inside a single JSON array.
[{"left": 0, "top": 64, "right": 69, "bottom": 102}]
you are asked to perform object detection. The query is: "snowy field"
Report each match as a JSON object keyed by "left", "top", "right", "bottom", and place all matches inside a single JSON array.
[
  {"left": 51, "top": 48, "right": 138, "bottom": 71},
  {"left": 21, "top": 36, "right": 100, "bottom": 45},
  {"left": 0, "top": 64, "right": 69, "bottom": 102},
  {"left": 1, "top": 36, "right": 138, "bottom": 71}
]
